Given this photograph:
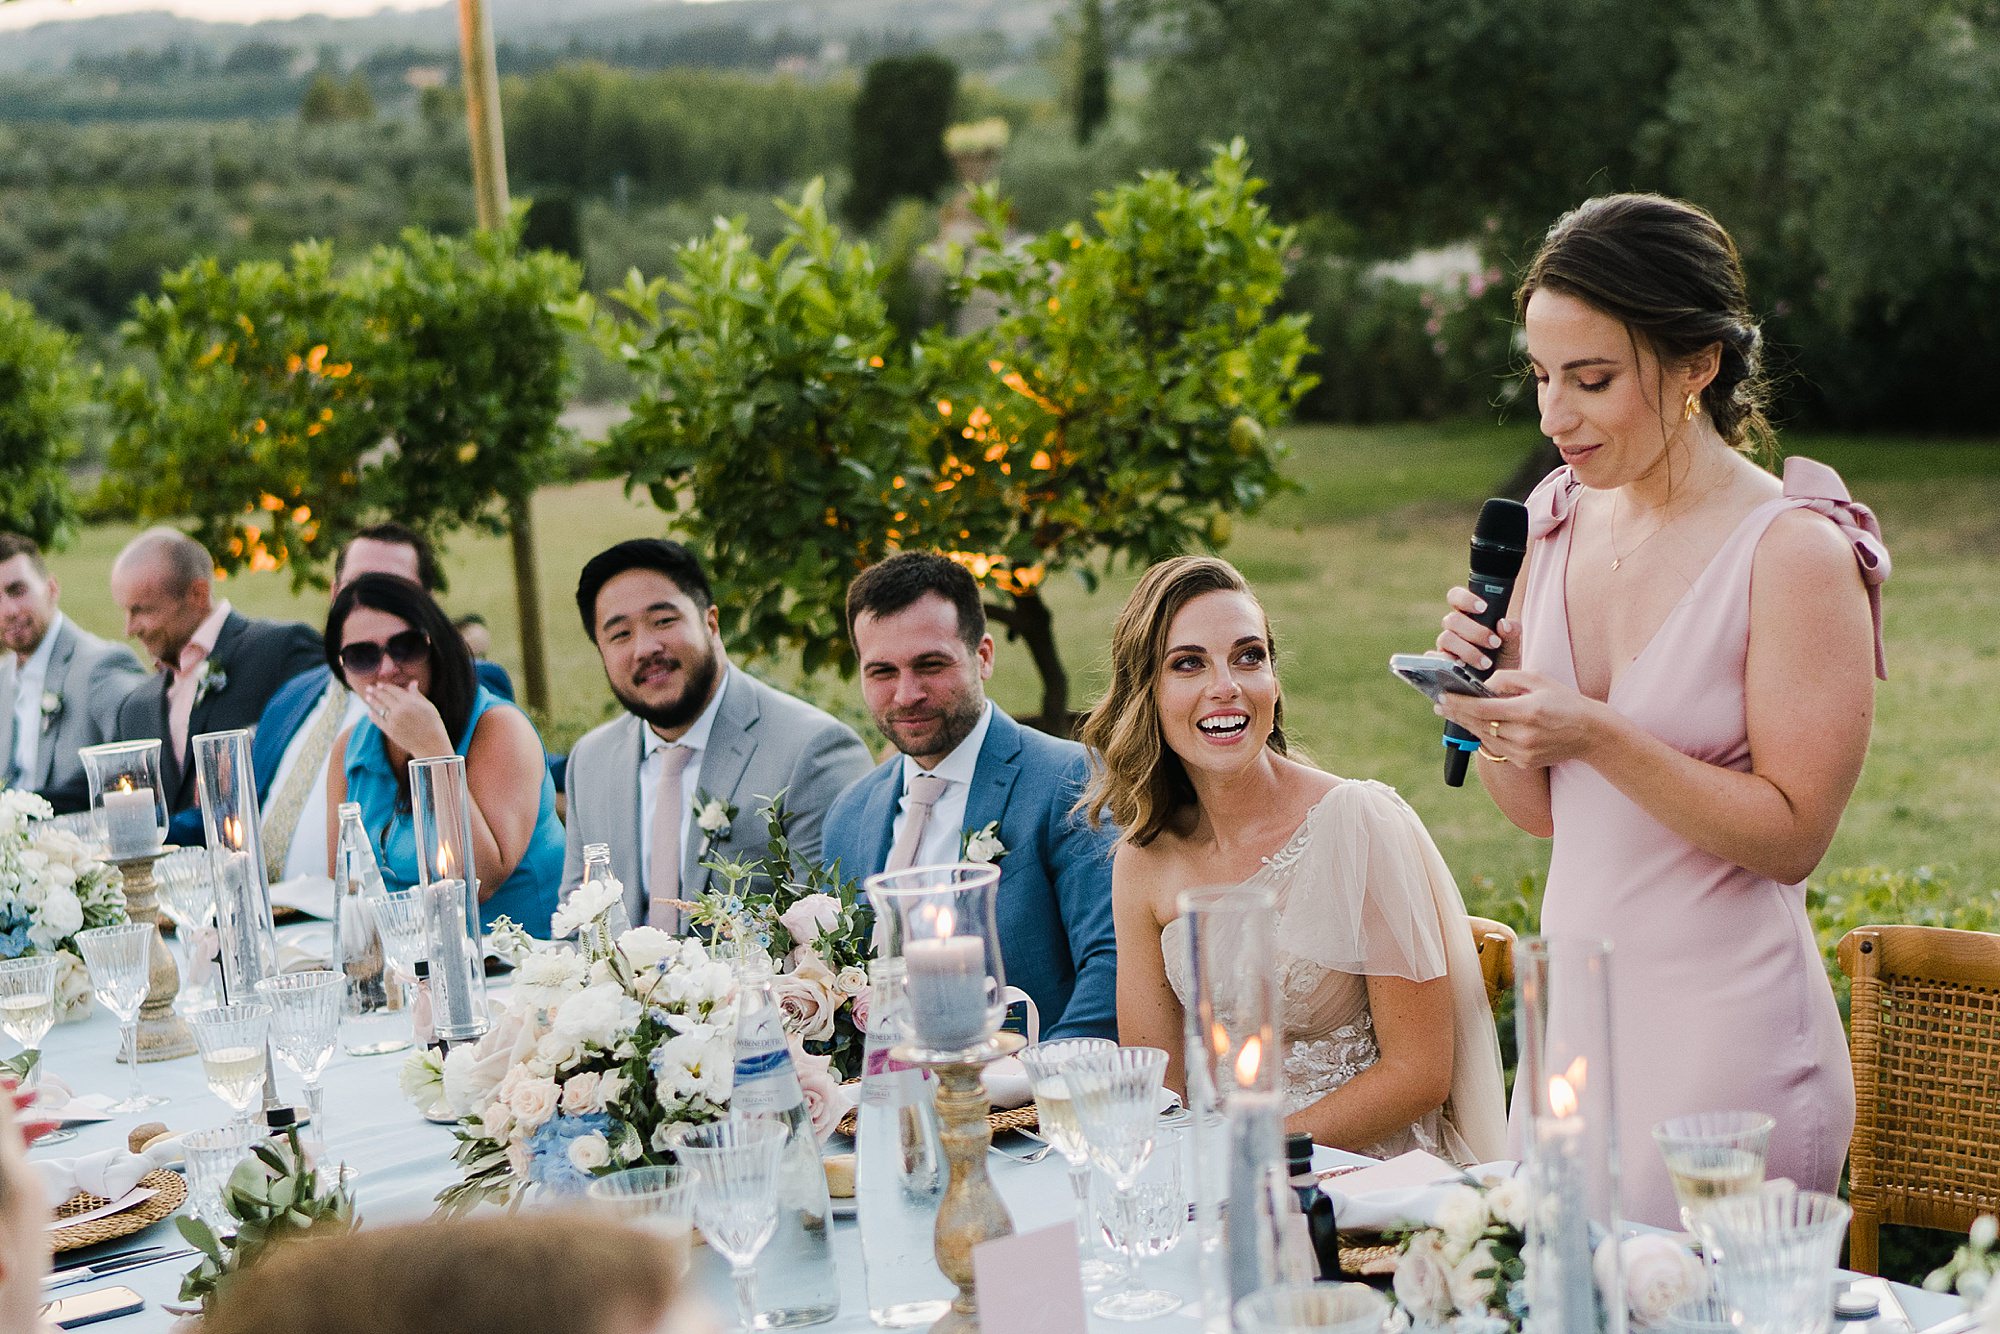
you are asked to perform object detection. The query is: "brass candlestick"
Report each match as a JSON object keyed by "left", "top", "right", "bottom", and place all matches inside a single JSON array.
[
  {"left": 112, "top": 850, "right": 195, "bottom": 1061},
  {"left": 897, "top": 1031, "right": 1026, "bottom": 1334}
]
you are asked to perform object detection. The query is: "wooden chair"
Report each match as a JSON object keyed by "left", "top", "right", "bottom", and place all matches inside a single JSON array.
[
  {"left": 1837, "top": 925, "right": 2000, "bottom": 1274},
  {"left": 1468, "top": 916, "right": 1516, "bottom": 1014}
]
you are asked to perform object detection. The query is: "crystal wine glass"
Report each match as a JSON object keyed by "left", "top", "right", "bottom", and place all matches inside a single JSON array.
[
  {"left": 1069, "top": 1045, "right": 1179, "bottom": 1321},
  {"left": 1091, "top": 1116, "right": 1186, "bottom": 1298},
  {"left": 367, "top": 890, "right": 429, "bottom": 1040},
  {"left": 678, "top": 1119, "right": 788, "bottom": 1332},
  {"left": 1700, "top": 1189, "right": 1851, "bottom": 1334},
  {"left": 182, "top": 1122, "right": 258, "bottom": 1227},
  {"left": 0, "top": 955, "right": 72, "bottom": 1143},
  {"left": 1654, "top": 1110, "right": 1775, "bottom": 1263},
  {"left": 587, "top": 1164, "right": 700, "bottom": 1276},
  {"left": 1020, "top": 1036, "right": 1120, "bottom": 1287},
  {"left": 255, "top": 971, "right": 343, "bottom": 1149},
  {"left": 154, "top": 847, "right": 218, "bottom": 1011},
  {"left": 191, "top": 1002, "right": 272, "bottom": 1131},
  {"left": 74, "top": 922, "right": 167, "bottom": 1112}
]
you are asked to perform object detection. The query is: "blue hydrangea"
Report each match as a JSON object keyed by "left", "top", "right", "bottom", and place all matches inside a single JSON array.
[{"left": 525, "top": 1111, "right": 613, "bottom": 1195}]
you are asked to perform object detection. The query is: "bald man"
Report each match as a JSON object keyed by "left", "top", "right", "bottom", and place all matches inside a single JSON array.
[{"left": 112, "top": 527, "right": 323, "bottom": 826}]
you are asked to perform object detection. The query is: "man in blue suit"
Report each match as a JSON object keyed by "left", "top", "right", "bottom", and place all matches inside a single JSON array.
[
  {"left": 242, "top": 524, "right": 513, "bottom": 869},
  {"left": 820, "top": 552, "right": 1117, "bottom": 1041}
]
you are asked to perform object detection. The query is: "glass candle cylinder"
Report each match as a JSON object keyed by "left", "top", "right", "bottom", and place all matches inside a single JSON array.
[
  {"left": 79, "top": 740, "right": 168, "bottom": 859},
  {"left": 1516, "top": 936, "right": 1626, "bottom": 1334},
  {"left": 194, "top": 729, "right": 279, "bottom": 1004},
  {"left": 864, "top": 862, "right": 1005, "bottom": 1060},
  {"left": 408, "top": 755, "right": 487, "bottom": 1044},
  {"left": 1177, "top": 884, "right": 1287, "bottom": 1319}
]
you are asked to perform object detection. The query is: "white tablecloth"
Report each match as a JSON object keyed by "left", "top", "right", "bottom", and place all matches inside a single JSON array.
[{"left": 25, "top": 986, "right": 1967, "bottom": 1332}]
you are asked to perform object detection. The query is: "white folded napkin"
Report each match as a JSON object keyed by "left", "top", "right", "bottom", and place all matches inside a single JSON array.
[
  {"left": 1321, "top": 1150, "right": 1518, "bottom": 1232},
  {"left": 32, "top": 1138, "right": 181, "bottom": 1205},
  {"left": 279, "top": 926, "right": 335, "bottom": 972},
  {"left": 986, "top": 1056, "right": 1033, "bottom": 1110},
  {"left": 27, "top": 1076, "right": 116, "bottom": 1125},
  {"left": 269, "top": 875, "right": 337, "bottom": 920}
]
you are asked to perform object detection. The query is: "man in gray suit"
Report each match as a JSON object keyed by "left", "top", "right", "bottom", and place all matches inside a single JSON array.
[
  {"left": 562, "top": 539, "right": 873, "bottom": 931},
  {"left": 0, "top": 534, "right": 146, "bottom": 813}
]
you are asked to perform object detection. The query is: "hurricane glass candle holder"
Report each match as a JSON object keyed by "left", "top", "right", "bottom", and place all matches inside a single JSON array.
[{"left": 409, "top": 754, "right": 486, "bottom": 1044}]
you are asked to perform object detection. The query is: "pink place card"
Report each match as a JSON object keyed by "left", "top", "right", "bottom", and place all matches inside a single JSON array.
[{"left": 972, "top": 1222, "right": 1088, "bottom": 1334}]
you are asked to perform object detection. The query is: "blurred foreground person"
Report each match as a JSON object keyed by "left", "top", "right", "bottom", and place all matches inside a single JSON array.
[
  {"left": 199, "top": 1211, "right": 706, "bottom": 1334},
  {"left": 0, "top": 1081, "right": 53, "bottom": 1334}
]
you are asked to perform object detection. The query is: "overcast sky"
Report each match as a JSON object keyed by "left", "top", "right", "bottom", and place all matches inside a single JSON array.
[{"left": 0, "top": 0, "right": 731, "bottom": 34}]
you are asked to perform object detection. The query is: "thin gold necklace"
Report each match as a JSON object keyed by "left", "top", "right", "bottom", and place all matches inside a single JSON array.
[{"left": 1607, "top": 470, "right": 1732, "bottom": 571}]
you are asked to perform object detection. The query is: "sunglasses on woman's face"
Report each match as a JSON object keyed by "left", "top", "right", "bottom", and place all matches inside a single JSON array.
[{"left": 338, "top": 629, "right": 430, "bottom": 678}]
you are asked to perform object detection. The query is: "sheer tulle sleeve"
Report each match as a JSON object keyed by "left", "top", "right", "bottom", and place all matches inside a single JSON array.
[
  {"left": 1274, "top": 781, "right": 1450, "bottom": 982},
  {"left": 1272, "top": 780, "right": 1509, "bottom": 1163}
]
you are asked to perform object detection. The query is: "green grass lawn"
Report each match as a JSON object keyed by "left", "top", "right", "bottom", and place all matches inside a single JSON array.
[{"left": 45, "top": 419, "right": 2000, "bottom": 910}]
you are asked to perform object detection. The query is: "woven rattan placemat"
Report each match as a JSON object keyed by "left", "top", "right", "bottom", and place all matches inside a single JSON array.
[
  {"left": 836, "top": 1102, "right": 1040, "bottom": 1139},
  {"left": 51, "top": 1168, "right": 187, "bottom": 1253}
]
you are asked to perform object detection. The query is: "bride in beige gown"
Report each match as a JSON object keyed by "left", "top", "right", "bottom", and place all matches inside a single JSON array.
[{"left": 1079, "top": 556, "right": 1506, "bottom": 1163}]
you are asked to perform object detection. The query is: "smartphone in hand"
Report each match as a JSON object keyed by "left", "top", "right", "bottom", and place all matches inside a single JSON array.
[{"left": 1389, "top": 653, "right": 1497, "bottom": 706}]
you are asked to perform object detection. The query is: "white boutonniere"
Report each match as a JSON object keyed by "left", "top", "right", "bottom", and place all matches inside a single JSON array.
[
  {"left": 961, "top": 820, "right": 1007, "bottom": 865},
  {"left": 191, "top": 660, "right": 228, "bottom": 707},
  {"left": 690, "top": 790, "right": 736, "bottom": 855},
  {"left": 38, "top": 691, "right": 61, "bottom": 734}
]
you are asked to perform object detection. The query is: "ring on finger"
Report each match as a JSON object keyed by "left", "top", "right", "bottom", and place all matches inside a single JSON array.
[{"left": 1478, "top": 747, "right": 1510, "bottom": 764}]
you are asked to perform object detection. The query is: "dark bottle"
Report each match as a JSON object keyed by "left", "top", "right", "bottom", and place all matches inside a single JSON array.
[{"left": 1286, "top": 1131, "right": 1345, "bottom": 1281}]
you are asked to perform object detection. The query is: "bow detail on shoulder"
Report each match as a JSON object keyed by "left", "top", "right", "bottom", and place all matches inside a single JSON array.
[{"left": 1782, "top": 455, "right": 1891, "bottom": 679}]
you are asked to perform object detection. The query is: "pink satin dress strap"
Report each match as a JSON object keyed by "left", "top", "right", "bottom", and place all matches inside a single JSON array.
[{"left": 1509, "top": 456, "right": 1888, "bottom": 1227}]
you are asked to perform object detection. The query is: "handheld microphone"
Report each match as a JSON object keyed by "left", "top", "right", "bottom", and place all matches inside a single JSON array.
[{"left": 1443, "top": 498, "right": 1530, "bottom": 787}]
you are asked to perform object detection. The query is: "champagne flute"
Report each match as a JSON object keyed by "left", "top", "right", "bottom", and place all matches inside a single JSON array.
[
  {"left": 0, "top": 955, "right": 72, "bottom": 1144},
  {"left": 1069, "top": 1045, "right": 1180, "bottom": 1321},
  {"left": 367, "top": 890, "right": 428, "bottom": 1042},
  {"left": 255, "top": 971, "right": 343, "bottom": 1149},
  {"left": 1020, "top": 1037, "right": 1120, "bottom": 1287},
  {"left": 678, "top": 1119, "right": 788, "bottom": 1333},
  {"left": 191, "top": 1003, "right": 272, "bottom": 1131},
  {"left": 75, "top": 922, "right": 167, "bottom": 1112},
  {"left": 154, "top": 847, "right": 218, "bottom": 1011}
]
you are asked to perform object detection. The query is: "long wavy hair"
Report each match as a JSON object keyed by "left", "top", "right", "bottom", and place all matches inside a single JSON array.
[{"left": 1077, "top": 555, "right": 1286, "bottom": 846}]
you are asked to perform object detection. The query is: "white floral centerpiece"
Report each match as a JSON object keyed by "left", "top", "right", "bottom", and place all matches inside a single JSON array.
[
  {"left": 1390, "top": 1174, "right": 1702, "bottom": 1331},
  {"left": 0, "top": 791, "right": 128, "bottom": 1020},
  {"left": 687, "top": 794, "right": 872, "bottom": 1082},
  {"left": 403, "top": 912, "right": 739, "bottom": 1213},
  {"left": 1928, "top": 1214, "right": 2000, "bottom": 1330}
]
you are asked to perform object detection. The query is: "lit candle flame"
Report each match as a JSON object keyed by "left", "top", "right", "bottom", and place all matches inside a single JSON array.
[
  {"left": 115, "top": 774, "right": 134, "bottom": 794},
  {"left": 934, "top": 904, "right": 956, "bottom": 938},
  {"left": 1210, "top": 1022, "right": 1230, "bottom": 1059},
  {"left": 223, "top": 815, "right": 243, "bottom": 851},
  {"left": 1235, "top": 1034, "right": 1262, "bottom": 1086},
  {"left": 437, "top": 842, "right": 453, "bottom": 880},
  {"left": 1548, "top": 1057, "right": 1587, "bottom": 1119}
]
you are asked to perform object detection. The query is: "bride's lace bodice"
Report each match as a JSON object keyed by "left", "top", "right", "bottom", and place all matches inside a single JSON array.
[{"left": 1161, "top": 780, "right": 1491, "bottom": 1162}]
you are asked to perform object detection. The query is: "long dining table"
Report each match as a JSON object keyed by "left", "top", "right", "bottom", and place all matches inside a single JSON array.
[{"left": 25, "top": 973, "right": 1966, "bottom": 1333}]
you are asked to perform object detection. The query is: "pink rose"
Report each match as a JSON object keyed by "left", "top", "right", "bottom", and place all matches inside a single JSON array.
[
  {"left": 504, "top": 1074, "right": 561, "bottom": 1130},
  {"left": 790, "top": 1038, "right": 854, "bottom": 1145},
  {"left": 848, "top": 984, "right": 873, "bottom": 1035},
  {"left": 560, "top": 1071, "right": 605, "bottom": 1116},
  {"left": 777, "top": 893, "right": 842, "bottom": 946},
  {"left": 443, "top": 1006, "right": 544, "bottom": 1118},
  {"left": 771, "top": 963, "right": 838, "bottom": 1043}
]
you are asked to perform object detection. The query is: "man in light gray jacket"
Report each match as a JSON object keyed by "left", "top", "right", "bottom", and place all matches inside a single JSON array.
[
  {"left": 0, "top": 534, "right": 145, "bottom": 813},
  {"left": 561, "top": 540, "right": 873, "bottom": 932}
]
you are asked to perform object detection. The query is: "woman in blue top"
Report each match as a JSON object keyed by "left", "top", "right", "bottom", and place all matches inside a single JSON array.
[{"left": 324, "top": 574, "right": 561, "bottom": 935}]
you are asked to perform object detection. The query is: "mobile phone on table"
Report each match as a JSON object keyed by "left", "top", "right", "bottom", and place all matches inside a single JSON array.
[
  {"left": 42, "top": 1285, "right": 144, "bottom": 1328},
  {"left": 1388, "top": 653, "right": 1496, "bottom": 705}
]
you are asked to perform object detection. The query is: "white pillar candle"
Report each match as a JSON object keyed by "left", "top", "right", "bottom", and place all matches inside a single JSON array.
[
  {"left": 904, "top": 934, "right": 988, "bottom": 1051},
  {"left": 422, "top": 878, "right": 480, "bottom": 1041},
  {"left": 103, "top": 785, "right": 159, "bottom": 858}
]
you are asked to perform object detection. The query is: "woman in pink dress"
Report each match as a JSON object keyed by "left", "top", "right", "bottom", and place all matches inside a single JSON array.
[{"left": 1433, "top": 194, "right": 1890, "bottom": 1226}]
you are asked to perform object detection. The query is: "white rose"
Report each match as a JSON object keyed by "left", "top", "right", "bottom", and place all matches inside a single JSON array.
[
  {"left": 1434, "top": 1184, "right": 1491, "bottom": 1258},
  {"left": 777, "top": 893, "right": 841, "bottom": 946},
  {"left": 1484, "top": 1175, "right": 1530, "bottom": 1231},
  {"left": 695, "top": 798, "right": 730, "bottom": 836},
  {"left": 504, "top": 1074, "right": 562, "bottom": 1130},
  {"left": 963, "top": 824, "right": 1006, "bottom": 863},
  {"left": 1393, "top": 1230, "right": 1458, "bottom": 1323},
  {"left": 614, "top": 926, "right": 679, "bottom": 974},
  {"left": 441, "top": 1007, "right": 540, "bottom": 1117},
  {"left": 53, "top": 952, "right": 92, "bottom": 1016},
  {"left": 834, "top": 964, "right": 868, "bottom": 996},
  {"left": 1597, "top": 1232, "right": 1703, "bottom": 1328},
  {"left": 28, "top": 886, "right": 83, "bottom": 951},
  {"left": 790, "top": 1038, "right": 853, "bottom": 1144},
  {"left": 560, "top": 1071, "right": 605, "bottom": 1116},
  {"left": 770, "top": 965, "right": 838, "bottom": 1043},
  {"left": 1445, "top": 1237, "right": 1499, "bottom": 1315},
  {"left": 567, "top": 1132, "right": 611, "bottom": 1173}
]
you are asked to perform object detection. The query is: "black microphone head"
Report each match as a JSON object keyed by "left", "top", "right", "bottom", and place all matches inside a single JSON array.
[{"left": 1469, "top": 498, "right": 1529, "bottom": 578}]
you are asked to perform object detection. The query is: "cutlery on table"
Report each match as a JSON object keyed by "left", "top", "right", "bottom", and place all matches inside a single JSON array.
[{"left": 43, "top": 1247, "right": 198, "bottom": 1292}]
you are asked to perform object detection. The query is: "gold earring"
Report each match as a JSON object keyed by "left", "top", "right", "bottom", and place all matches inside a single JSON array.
[{"left": 1684, "top": 391, "right": 1701, "bottom": 422}]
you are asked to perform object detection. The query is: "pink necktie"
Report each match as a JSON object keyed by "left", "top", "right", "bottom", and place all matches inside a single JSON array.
[
  {"left": 166, "top": 641, "right": 208, "bottom": 765},
  {"left": 647, "top": 743, "right": 694, "bottom": 932},
  {"left": 885, "top": 772, "right": 951, "bottom": 873}
]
